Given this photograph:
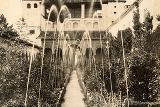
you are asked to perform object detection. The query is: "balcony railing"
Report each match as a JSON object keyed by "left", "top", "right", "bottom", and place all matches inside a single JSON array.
[
  {"left": 41, "top": 18, "right": 105, "bottom": 32},
  {"left": 63, "top": 0, "right": 108, "bottom": 3},
  {"left": 107, "top": 0, "right": 126, "bottom": 3}
]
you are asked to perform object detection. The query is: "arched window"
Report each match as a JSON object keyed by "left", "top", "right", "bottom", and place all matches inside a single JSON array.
[
  {"left": 34, "top": 3, "right": 38, "bottom": 8},
  {"left": 93, "top": 22, "right": 98, "bottom": 29},
  {"left": 73, "top": 22, "right": 78, "bottom": 29},
  {"left": 85, "top": 48, "right": 93, "bottom": 59},
  {"left": 54, "top": 48, "right": 63, "bottom": 60},
  {"left": 67, "top": 22, "right": 71, "bottom": 28},
  {"left": 65, "top": 22, "right": 71, "bottom": 30},
  {"left": 95, "top": 48, "right": 104, "bottom": 63},
  {"left": 27, "top": 3, "right": 31, "bottom": 8},
  {"left": 86, "top": 22, "right": 92, "bottom": 30}
]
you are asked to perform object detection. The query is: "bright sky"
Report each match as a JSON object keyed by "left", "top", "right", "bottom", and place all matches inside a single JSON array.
[
  {"left": 0, "top": 0, "right": 22, "bottom": 25},
  {"left": 0, "top": 0, "right": 134, "bottom": 25},
  {"left": 0, "top": 0, "right": 159, "bottom": 25}
]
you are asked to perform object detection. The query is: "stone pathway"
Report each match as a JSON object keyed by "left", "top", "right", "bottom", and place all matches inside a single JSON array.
[{"left": 61, "top": 70, "right": 85, "bottom": 107}]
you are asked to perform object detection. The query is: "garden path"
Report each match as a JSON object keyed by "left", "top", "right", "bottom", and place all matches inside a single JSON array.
[{"left": 61, "top": 70, "right": 85, "bottom": 107}]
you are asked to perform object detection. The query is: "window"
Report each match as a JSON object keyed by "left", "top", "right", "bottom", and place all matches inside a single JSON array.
[
  {"left": 114, "top": 6, "right": 116, "bottom": 8},
  {"left": 125, "top": 5, "right": 130, "bottom": 8},
  {"left": 30, "top": 30, "right": 35, "bottom": 34},
  {"left": 86, "top": 22, "right": 92, "bottom": 28},
  {"left": 93, "top": 22, "right": 98, "bottom": 29},
  {"left": 97, "top": 13, "right": 102, "bottom": 18},
  {"left": 112, "top": 21, "right": 114, "bottom": 23},
  {"left": 114, "top": 12, "right": 117, "bottom": 14},
  {"left": 27, "top": 3, "right": 31, "bottom": 8},
  {"left": 73, "top": 22, "right": 78, "bottom": 29},
  {"left": 66, "top": 22, "right": 71, "bottom": 29},
  {"left": 34, "top": 3, "right": 38, "bottom": 8},
  {"left": 98, "top": 16, "right": 102, "bottom": 18}
]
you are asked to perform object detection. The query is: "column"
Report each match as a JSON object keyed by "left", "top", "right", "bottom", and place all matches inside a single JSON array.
[{"left": 81, "top": 4, "right": 85, "bottom": 18}]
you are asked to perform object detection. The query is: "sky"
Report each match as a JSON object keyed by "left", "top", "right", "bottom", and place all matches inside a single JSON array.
[
  {"left": 0, "top": 0, "right": 22, "bottom": 25},
  {"left": 0, "top": 0, "right": 136, "bottom": 25},
  {"left": 0, "top": 0, "right": 160, "bottom": 24}
]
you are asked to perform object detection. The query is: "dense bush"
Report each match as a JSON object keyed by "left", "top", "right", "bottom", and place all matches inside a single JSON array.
[
  {"left": 0, "top": 44, "right": 29, "bottom": 106},
  {"left": 128, "top": 51, "right": 160, "bottom": 102},
  {"left": 0, "top": 40, "right": 67, "bottom": 106},
  {"left": 82, "top": 6, "right": 160, "bottom": 106}
]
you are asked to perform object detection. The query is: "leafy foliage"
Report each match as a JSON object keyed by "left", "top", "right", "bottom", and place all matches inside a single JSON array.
[
  {"left": 117, "top": 28, "right": 133, "bottom": 54},
  {"left": 83, "top": 8, "right": 160, "bottom": 106},
  {"left": 0, "top": 14, "right": 18, "bottom": 39},
  {"left": 0, "top": 40, "right": 67, "bottom": 106},
  {"left": 150, "top": 24, "right": 160, "bottom": 57},
  {"left": 142, "top": 11, "right": 153, "bottom": 52},
  {"left": 132, "top": 2, "right": 143, "bottom": 50},
  {"left": 128, "top": 51, "right": 160, "bottom": 101}
]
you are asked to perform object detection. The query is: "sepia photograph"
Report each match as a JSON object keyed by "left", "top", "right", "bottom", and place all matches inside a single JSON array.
[{"left": 0, "top": 0, "right": 160, "bottom": 107}]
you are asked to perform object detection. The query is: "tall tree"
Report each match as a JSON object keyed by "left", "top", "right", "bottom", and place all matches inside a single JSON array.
[
  {"left": 128, "top": 52, "right": 160, "bottom": 102},
  {"left": 129, "top": 6, "right": 160, "bottom": 102},
  {"left": 0, "top": 14, "right": 18, "bottom": 39},
  {"left": 132, "top": 0, "right": 142, "bottom": 51},
  {"left": 117, "top": 28, "right": 133, "bottom": 54},
  {"left": 142, "top": 10, "right": 153, "bottom": 52}
]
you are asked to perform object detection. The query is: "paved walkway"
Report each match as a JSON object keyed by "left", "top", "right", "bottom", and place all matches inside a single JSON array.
[{"left": 62, "top": 70, "right": 85, "bottom": 107}]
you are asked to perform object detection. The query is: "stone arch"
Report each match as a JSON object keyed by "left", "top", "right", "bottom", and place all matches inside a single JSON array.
[
  {"left": 96, "top": 48, "right": 104, "bottom": 55},
  {"left": 85, "top": 48, "right": 93, "bottom": 59},
  {"left": 95, "top": 48, "right": 105, "bottom": 63},
  {"left": 54, "top": 48, "right": 63, "bottom": 60},
  {"left": 44, "top": 48, "right": 52, "bottom": 64}
]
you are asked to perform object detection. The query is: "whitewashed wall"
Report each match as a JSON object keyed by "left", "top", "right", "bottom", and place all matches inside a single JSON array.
[
  {"left": 107, "top": 0, "right": 160, "bottom": 36},
  {"left": 22, "top": 0, "right": 41, "bottom": 27},
  {"left": 102, "top": 1, "right": 130, "bottom": 28}
]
